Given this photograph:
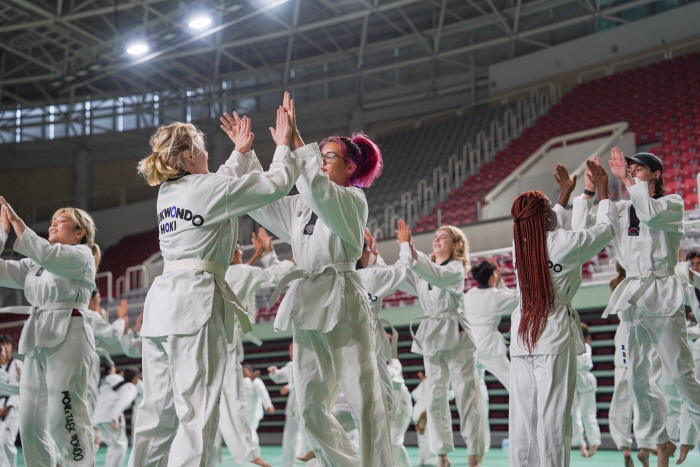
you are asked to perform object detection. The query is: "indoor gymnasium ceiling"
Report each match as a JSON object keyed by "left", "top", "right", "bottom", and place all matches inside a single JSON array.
[{"left": 0, "top": 0, "right": 690, "bottom": 112}]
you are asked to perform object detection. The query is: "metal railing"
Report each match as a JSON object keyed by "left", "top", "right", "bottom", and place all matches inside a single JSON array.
[
  {"left": 483, "top": 122, "right": 629, "bottom": 212},
  {"left": 371, "top": 86, "right": 555, "bottom": 238}
]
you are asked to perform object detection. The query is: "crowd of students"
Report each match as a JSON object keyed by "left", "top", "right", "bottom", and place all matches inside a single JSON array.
[{"left": 0, "top": 91, "right": 699, "bottom": 467}]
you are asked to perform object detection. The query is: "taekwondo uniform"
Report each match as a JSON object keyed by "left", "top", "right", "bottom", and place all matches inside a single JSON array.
[
  {"left": 575, "top": 180, "right": 700, "bottom": 447},
  {"left": 509, "top": 197, "right": 617, "bottom": 467},
  {"left": 410, "top": 380, "right": 453, "bottom": 466},
  {"left": 0, "top": 227, "right": 96, "bottom": 467},
  {"left": 356, "top": 254, "right": 408, "bottom": 411},
  {"left": 213, "top": 251, "right": 295, "bottom": 466},
  {"left": 399, "top": 242, "right": 485, "bottom": 458},
  {"left": 571, "top": 342, "right": 601, "bottom": 449},
  {"left": 93, "top": 373, "right": 138, "bottom": 467},
  {"left": 463, "top": 281, "right": 518, "bottom": 391},
  {"left": 388, "top": 359, "right": 412, "bottom": 467},
  {"left": 128, "top": 145, "right": 297, "bottom": 467},
  {"left": 243, "top": 376, "right": 273, "bottom": 450},
  {"left": 679, "top": 323, "right": 700, "bottom": 447},
  {"left": 248, "top": 143, "right": 394, "bottom": 467},
  {"left": 85, "top": 310, "right": 123, "bottom": 415},
  {"left": 0, "top": 357, "right": 21, "bottom": 467},
  {"left": 268, "top": 360, "right": 310, "bottom": 467}
]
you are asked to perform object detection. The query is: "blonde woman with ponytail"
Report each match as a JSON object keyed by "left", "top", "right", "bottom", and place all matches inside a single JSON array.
[
  {"left": 395, "top": 220, "right": 484, "bottom": 467},
  {"left": 128, "top": 108, "right": 297, "bottom": 467},
  {"left": 0, "top": 198, "right": 100, "bottom": 466}
]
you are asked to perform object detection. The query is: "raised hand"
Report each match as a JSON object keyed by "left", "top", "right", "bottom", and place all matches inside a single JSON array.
[
  {"left": 283, "top": 91, "right": 303, "bottom": 149},
  {"left": 395, "top": 219, "right": 412, "bottom": 244},
  {"left": 251, "top": 231, "right": 264, "bottom": 256},
  {"left": 608, "top": 147, "right": 633, "bottom": 183},
  {"left": 0, "top": 204, "right": 9, "bottom": 235},
  {"left": 364, "top": 228, "right": 378, "bottom": 255},
  {"left": 134, "top": 313, "right": 143, "bottom": 333},
  {"left": 584, "top": 156, "right": 600, "bottom": 192},
  {"left": 586, "top": 159, "right": 610, "bottom": 200},
  {"left": 0, "top": 197, "right": 25, "bottom": 239},
  {"left": 269, "top": 106, "right": 292, "bottom": 147},
  {"left": 117, "top": 299, "right": 129, "bottom": 320},
  {"left": 220, "top": 112, "right": 241, "bottom": 141},
  {"left": 257, "top": 227, "right": 274, "bottom": 253},
  {"left": 553, "top": 164, "right": 577, "bottom": 196}
]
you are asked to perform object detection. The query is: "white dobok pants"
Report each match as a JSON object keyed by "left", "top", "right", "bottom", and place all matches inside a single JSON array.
[
  {"left": 20, "top": 317, "right": 95, "bottom": 467},
  {"left": 571, "top": 386, "right": 601, "bottom": 447},
  {"left": 424, "top": 332, "right": 485, "bottom": 456},
  {"left": 509, "top": 345, "right": 577, "bottom": 467},
  {"left": 97, "top": 422, "right": 128, "bottom": 467},
  {"left": 621, "top": 308, "right": 700, "bottom": 447},
  {"left": 372, "top": 323, "right": 394, "bottom": 412},
  {"left": 281, "top": 389, "right": 310, "bottom": 467},
  {"left": 0, "top": 408, "right": 19, "bottom": 467},
  {"left": 477, "top": 353, "right": 511, "bottom": 393},
  {"left": 679, "top": 338, "right": 700, "bottom": 447},
  {"left": 389, "top": 384, "right": 412, "bottom": 467},
  {"left": 292, "top": 306, "right": 394, "bottom": 467},
  {"left": 128, "top": 304, "right": 226, "bottom": 467},
  {"left": 216, "top": 351, "right": 261, "bottom": 465}
]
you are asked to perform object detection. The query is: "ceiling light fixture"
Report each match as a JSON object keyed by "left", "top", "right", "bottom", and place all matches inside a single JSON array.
[
  {"left": 188, "top": 16, "right": 212, "bottom": 29},
  {"left": 126, "top": 43, "right": 149, "bottom": 55}
]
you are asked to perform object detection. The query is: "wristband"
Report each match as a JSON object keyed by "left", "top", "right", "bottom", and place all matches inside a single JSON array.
[{"left": 583, "top": 189, "right": 596, "bottom": 196}]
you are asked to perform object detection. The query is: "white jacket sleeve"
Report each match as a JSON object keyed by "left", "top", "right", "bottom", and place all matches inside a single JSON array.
[
  {"left": 220, "top": 145, "right": 300, "bottom": 220},
  {"left": 573, "top": 199, "right": 618, "bottom": 266},
  {"left": 119, "top": 331, "right": 143, "bottom": 358},
  {"left": 268, "top": 365, "right": 289, "bottom": 384},
  {"left": 111, "top": 385, "right": 138, "bottom": 422},
  {"left": 628, "top": 179, "right": 684, "bottom": 233},
  {"left": 87, "top": 310, "right": 121, "bottom": 344},
  {"left": 13, "top": 227, "right": 94, "bottom": 282},
  {"left": 494, "top": 283, "right": 520, "bottom": 316},
  {"left": 552, "top": 202, "right": 570, "bottom": 230},
  {"left": 403, "top": 243, "right": 465, "bottom": 295},
  {"left": 254, "top": 378, "right": 273, "bottom": 410},
  {"left": 571, "top": 195, "right": 596, "bottom": 231},
  {"left": 216, "top": 149, "right": 261, "bottom": 178},
  {"left": 0, "top": 229, "right": 33, "bottom": 290},
  {"left": 366, "top": 264, "right": 410, "bottom": 301},
  {"left": 293, "top": 143, "right": 367, "bottom": 253}
]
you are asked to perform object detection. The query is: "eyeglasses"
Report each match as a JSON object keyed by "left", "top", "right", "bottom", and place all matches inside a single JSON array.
[{"left": 321, "top": 151, "right": 348, "bottom": 164}]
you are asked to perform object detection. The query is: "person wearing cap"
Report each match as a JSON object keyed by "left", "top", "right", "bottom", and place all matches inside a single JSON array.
[{"left": 575, "top": 148, "right": 700, "bottom": 465}]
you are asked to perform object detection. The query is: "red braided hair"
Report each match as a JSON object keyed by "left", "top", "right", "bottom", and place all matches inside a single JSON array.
[{"left": 511, "top": 191, "right": 556, "bottom": 355}]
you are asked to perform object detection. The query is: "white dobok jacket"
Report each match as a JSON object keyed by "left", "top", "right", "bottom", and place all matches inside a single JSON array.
[
  {"left": 398, "top": 242, "right": 473, "bottom": 356},
  {"left": 510, "top": 199, "right": 617, "bottom": 357},
  {"left": 463, "top": 283, "right": 519, "bottom": 358},
  {"left": 576, "top": 343, "right": 597, "bottom": 393},
  {"left": 141, "top": 146, "right": 297, "bottom": 342},
  {"left": 248, "top": 143, "right": 370, "bottom": 333},
  {"left": 574, "top": 180, "right": 684, "bottom": 318},
  {"left": 93, "top": 374, "right": 138, "bottom": 425},
  {"left": 244, "top": 377, "right": 273, "bottom": 423},
  {"left": 0, "top": 228, "right": 95, "bottom": 357}
]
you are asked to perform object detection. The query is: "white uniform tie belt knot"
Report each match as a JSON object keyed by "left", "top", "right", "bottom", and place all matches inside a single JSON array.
[
  {"left": 268, "top": 262, "right": 356, "bottom": 309},
  {"left": 602, "top": 268, "right": 676, "bottom": 318},
  {"left": 269, "top": 262, "right": 360, "bottom": 332},
  {"left": 163, "top": 259, "right": 253, "bottom": 333},
  {"left": 409, "top": 309, "right": 461, "bottom": 350},
  {"left": 0, "top": 301, "right": 88, "bottom": 357}
]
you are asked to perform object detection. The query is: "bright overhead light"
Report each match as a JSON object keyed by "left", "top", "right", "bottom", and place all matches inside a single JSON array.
[
  {"left": 126, "top": 43, "right": 149, "bottom": 55},
  {"left": 188, "top": 16, "right": 212, "bottom": 29}
]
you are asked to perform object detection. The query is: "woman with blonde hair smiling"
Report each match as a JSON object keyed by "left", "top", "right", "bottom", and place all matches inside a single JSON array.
[
  {"left": 128, "top": 107, "right": 297, "bottom": 467},
  {"left": 0, "top": 199, "right": 100, "bottom": 466},
  {"left": 395, "top": 220, "right": 484, "bottom": 467}
]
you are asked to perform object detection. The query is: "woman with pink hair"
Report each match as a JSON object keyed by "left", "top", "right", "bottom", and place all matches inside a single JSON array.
[{"left": 231, "top": 92, "right": 393, "bottom": 467}]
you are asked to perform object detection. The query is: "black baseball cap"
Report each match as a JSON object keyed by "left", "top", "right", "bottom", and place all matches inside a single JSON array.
[{"left": 625, "top": 152, "right": 663, "bottom": 174}]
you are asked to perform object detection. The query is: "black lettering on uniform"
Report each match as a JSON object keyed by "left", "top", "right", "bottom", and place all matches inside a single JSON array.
[
  {"left": 553, "top": 264, "right": 562, "bottom": 273},
  {"left": 192, "top": 215, "right": 204, "bottom": 227},
  {"left": 176, "top": 207, "right": 186, "bottom": 219},
  {"left": 36, "top": 267, "right": 45, "bottom": 277},
  {"left": 184, "top": 210, "right": 193, "bottom": 221}
]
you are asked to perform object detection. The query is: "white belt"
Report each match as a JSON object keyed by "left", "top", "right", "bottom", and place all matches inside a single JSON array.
[
  {"left": 602, "top": 268, "right": 676, "bottom": 318},
  {"left": 163, "top": 259, "right": 252, "bottom": 334},
  {"left": 0, "top": 301, "right": 88, "bottom": 357},
  {"left": 409, "top": 309, "right": 461, "bottom": 351},
  {"left": 377, "top": 317, "right": 398, "bottom": 359},
  {"left": 555, "top": 294, "right": 572, "bottom": 307},
  {"left": 269, "top": 262, "right": 359, "bottom": 330}
]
